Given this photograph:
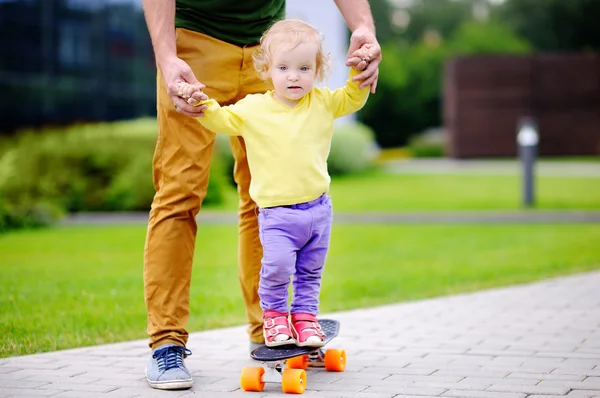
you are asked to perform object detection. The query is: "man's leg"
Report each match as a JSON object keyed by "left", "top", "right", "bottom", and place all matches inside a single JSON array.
[
  {"left": 228, "top": 137, "right": 265, "bottom": 345},
  {"left": 144, "top": 73, "right": 214, "bottom": 350},
  {"left": 143, "top": 63, "right": 214, "bottom": 389},
  {"left": 144, "top": 28, "right": 241, "bottom": 388}
]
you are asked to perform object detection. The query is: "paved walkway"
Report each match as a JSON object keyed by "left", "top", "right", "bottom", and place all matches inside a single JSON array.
[
  {"left": 1, "top": 272, "right": 599, "bottom": 397},
  {"left": 383, "top": 159, "right": 600, "bottom": 177},
  {"left": 63, "top": 210, "right": 600, "bottom": 226}
]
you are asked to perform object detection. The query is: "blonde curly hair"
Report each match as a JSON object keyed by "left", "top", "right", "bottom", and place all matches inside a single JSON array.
[{"left": 253, "top": 19, "right": 331, "bottom": 83}]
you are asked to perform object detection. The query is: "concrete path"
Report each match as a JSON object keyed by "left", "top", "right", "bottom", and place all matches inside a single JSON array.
[
  {"left": 383, "top": 159, "right": 600, "bottom": 177},
  {"left": 63, "top": 210, "right": 600, "bottom": 226},
  {"left": 1, "top": 272, "right": 599, "bottom": 397}
]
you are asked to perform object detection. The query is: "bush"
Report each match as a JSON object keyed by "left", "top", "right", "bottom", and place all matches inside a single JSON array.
[
  {"left": 408, "top": 127, "right": 446, "bottom": 158},
  {"left": 0, "top": 195, "right": 64, "bottom": 231},
  {"left": 0, "top": 119, "right": 229, "bottom": 232},
  {"left": 328, "top": 122, "right": 379, "bottom": 176}
]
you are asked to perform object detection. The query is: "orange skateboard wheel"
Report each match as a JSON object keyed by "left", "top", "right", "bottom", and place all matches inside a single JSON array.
[
  {"left": 324, "top": 349, "right": 346, "bottom": 372},
  {"left": 286, "top": 354, "right": 309, "bottom": 369},
  {"left": 281, "top": 368, "right": 306, "bottom": 394},
  {"left": 240, "top": 366, "right": 265, "bottom": 392}
]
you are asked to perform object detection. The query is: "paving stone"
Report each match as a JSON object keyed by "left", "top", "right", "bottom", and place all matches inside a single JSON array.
[
  {"left": 0, "top": 387, "right": 60, "bottom": 396},
  {"left": 538, "top": 379, "right": 600, "bottom": 390},
  {"left": 303, "top": 391, "right": 397, "bottom": 398},
  {"left": 36, "top": 383, "right": 119, "bottom": 393},
  {"left": 432, "top": 369, "right": 510, "bottom": 379},
  {"left": 0, "top": 380, "right": 50, "bottom": 389},
  {"left": 385, "top": 375, "right": 465, "bottom": 384},
  {"left": 485, "top": 383, "right": 571, "bottom": 395},
  {"left": 22, "top": 375, "right": 100, "bottom": 385},
  {"left": 459, "top": 377, "right": 539, "bottom": 386},
  {"left": 442, "top": 390, "right": 525, "bottom": 398},
  {"left": 506, "top": 372, "right": 584, "bottom": 381},
  {"left": 363, "top": 385, "right": 447, "bottom": 396},
  {"left": 552, "top": 368, "right": 600, "bottom": 377},
  {"left": 412, "top": 380, "right": 491, "bottom": 390},
  {"left": 528, "top": 392, "right": 600, "bottom": 398}
]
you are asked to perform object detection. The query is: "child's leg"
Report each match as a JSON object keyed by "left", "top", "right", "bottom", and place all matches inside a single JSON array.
[
  {"left": 257, "top": 210, "right": 300, "bottom": 313},
  {"left": 257, "top": 207, "right": 308, "bottom": 346},
  {"left": 291, "top": 195, "right": 333, "bottom": 315},
  {"left": 290, "top": 195, "right": 333, "bottom": 347}
]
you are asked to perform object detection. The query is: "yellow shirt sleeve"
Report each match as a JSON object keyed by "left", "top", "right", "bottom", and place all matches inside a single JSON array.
[
  {"left": 196, "top": 99, "right": 245, "bottom": 136},
  {"left": 326, "top": 68, "right": 371, "bottom": 119}
]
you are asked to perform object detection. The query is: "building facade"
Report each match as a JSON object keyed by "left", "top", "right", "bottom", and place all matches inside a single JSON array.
[
  {"left": 0, "top": 0, "right": 156, "bottom": 133},
  {"left": 444, "top": 53, "right": 600, "bottom": 158}
]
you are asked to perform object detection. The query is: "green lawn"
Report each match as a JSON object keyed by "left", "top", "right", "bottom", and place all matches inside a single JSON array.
[
  {"left": 216, "top": 171, "right": 600, "bottom": 211},
  {"left": 329, "top": 172, "right": 600, "bottom": 211},
  {"left": 2, "top": 223, "right": 599, "bottom": 358}
]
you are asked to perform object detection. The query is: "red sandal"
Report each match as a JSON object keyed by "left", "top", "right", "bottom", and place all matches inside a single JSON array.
[
  {"left": 263, "top": 310, "right": 296, "bottom": 347},
  {"left": 291, "top": 313, "right": 325, "bottom": 348}
]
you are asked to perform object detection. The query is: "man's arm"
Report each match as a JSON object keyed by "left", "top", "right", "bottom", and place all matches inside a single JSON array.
[
  {"left": 333, "top": 0, "right": 382, "bottom": 93},
  {"left": 142, "top": 0, "right": 177, "bottom": 69},
  {"left": 142, "top": 0, "right": 207, "bottom": 116},
  {"left": 333, "top": 0, "right": 376, "bottom": 33}
]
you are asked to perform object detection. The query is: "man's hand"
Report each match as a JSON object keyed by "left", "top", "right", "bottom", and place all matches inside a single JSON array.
[
  {"left": 345, "top": 27, "right": 382, "bottom": 94},
  {"left": 161, "top": 57, "right": 208, "bottom": 117}
]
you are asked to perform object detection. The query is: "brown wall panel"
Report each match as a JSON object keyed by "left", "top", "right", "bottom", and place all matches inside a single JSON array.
[{"left": 444, "top": 54, "right": 600, "bottom": 158}]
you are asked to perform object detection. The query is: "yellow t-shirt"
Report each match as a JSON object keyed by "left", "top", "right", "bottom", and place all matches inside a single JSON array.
[{"left": 196, "top": 69, "right": 370, "bottom": 208}]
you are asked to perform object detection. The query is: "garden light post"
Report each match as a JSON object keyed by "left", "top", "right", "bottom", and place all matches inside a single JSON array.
[{"left": 517, "top": 117, "right": 539, "bottom": 208}]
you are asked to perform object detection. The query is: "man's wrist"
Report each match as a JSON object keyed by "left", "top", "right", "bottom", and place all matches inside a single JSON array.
[
  {"left": 353, "top": 23, "right": 376, "bottom": 35},
  {"left": 157, "top": 54, "right": 179, "bottom": 72}
]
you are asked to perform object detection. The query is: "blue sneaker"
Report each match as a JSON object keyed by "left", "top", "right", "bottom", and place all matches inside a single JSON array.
[{"left": 145, "top": 344, "right": 193, "bottom": 390}]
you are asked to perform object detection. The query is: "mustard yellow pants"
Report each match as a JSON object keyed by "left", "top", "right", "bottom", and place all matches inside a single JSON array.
[{"left": 144, "top": 28, "right": 269, "bottom": 350}]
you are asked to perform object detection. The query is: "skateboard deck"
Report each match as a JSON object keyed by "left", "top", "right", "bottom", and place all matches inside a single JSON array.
[
  {"left": 241, "top": 319, "right": 345, "bottom": 393},
  {"left": 250, "top": 319, "right": 340, "bottom": 362}
]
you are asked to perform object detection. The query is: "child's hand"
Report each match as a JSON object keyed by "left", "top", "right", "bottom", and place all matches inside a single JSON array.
[
  {"left": 177, "top": 82, "right": 207, "bottom": 106},
  {"left": 347, "top": 43, "right": 376, "bottom": 72}
]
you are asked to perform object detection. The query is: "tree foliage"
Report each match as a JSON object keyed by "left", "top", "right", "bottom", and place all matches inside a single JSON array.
[{"left": 494, "top": 0, "right": 600, "bottom": 51}]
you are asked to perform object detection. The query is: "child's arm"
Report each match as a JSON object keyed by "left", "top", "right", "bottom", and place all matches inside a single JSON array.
[
  {"left": 179, "top": 82, "right": 244, "bottom": 136},
  {"left": 327, "top": 68, "right": 371, "bottom": 119}
]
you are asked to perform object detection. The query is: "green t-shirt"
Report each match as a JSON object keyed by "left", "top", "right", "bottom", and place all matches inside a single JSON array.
[{"left": 175, "top": 0, "right": 286, "bottom": 47}]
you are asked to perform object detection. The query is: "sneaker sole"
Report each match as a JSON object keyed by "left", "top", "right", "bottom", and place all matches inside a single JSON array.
[
  {"left": 264, "top": 338, "right": 297, "bottom": 348},
  {"left": 146, "top": 377, "right": 193, "bottom": 390},
  {"left": 295, "top": 341, "right": 325, "bottom": 348}
]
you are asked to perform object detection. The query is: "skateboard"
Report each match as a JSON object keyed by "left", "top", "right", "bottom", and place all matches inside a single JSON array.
[{"left": 240, "top": 319, "right": 346, "bottom": 394}]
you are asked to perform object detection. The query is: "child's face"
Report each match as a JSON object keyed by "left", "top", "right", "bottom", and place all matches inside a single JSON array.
[{"left": 269, "top": 41, "right": 318, "bottom": 106}]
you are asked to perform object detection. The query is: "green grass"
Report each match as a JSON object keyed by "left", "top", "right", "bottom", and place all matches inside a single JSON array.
[
  {"left": 2, "top": 223, "right": 599, "bottom": 358},
  {"left": 328, "top": 172, "right": 600, "bottom": 211},
  {"left": 214, "top": 171, "right": 600, "bottom": 212}
]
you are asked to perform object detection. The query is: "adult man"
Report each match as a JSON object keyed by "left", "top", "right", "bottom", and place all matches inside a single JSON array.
[{"left": 142, "top": 0, "right": 382, "bottom": 390}]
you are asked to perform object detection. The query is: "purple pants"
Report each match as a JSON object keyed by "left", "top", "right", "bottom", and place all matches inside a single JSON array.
[{"left": 257, "top": 194, "right": 333, "bottom": 315}]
